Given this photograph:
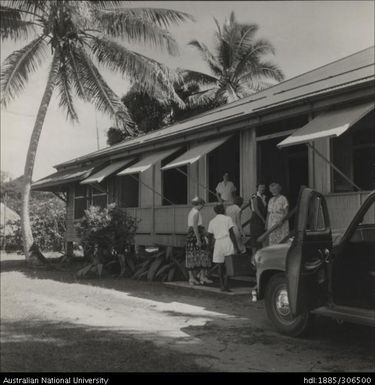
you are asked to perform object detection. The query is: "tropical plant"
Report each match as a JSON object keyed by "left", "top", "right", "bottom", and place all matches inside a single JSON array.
[
  {"left": 181, "top": 11, "right": 284, "bottom": 106},
  {"left": 132, "top": 248, "right": 188, "bottom": 282},
  {"left": 107, "top": 82, "right": 220, "bottom": 145},
  {"left": 1, "top": 199, "right": 66, "bottom": 253},
  {"left": 0, "top": 1, "right": 193, "bottom": 261},
  {"left": 75, "top": 204, "right": 137, "bottom": 278}
]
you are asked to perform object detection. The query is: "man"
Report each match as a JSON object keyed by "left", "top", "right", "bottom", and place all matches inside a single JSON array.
[{"left": 216, "top": 172, "right": 236, "bottom": 203}]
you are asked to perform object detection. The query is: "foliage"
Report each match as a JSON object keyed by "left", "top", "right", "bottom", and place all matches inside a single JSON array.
[
  {"left": 0, "top": 1, "right": 193, "bottom": 258},
  {"left": 180, "top": 11, "right": 284, "bottom": 106},
  {"left": 0, "top": 1, "right": 194, "bottom": 133},
  {"left": 1, "top": 199, "right": 66, "bottom": 253},
  {"left": 132, "top": 248, "right": 188, "bottom": 282},
  {"left": 1, "top": 175, "right": 66, "bottom": 252},
  {"left": 107, "top": 82, "right": 219, "bottom": 144},
  {"left": 75, "top": 204, "right": 137, "bottom": 278}
]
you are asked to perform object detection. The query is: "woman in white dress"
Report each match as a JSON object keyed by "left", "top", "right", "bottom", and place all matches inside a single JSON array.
[
  {"left": 266, "top": 183, "right": 289, "bottom": 245},
  {"left": 208, "top": 204, "right": 240, "bottom": 291}
]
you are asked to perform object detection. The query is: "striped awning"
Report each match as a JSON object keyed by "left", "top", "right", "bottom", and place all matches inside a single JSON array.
[
  {"left": 117, "top": 147, "right": 179, "bottom": 176},
  {"left": 278, "top": 102, "right": 374, "bottom": 148},
  {"left": 81, "top": 158, "right": 136, "bottom": 184},
  {"left": 161, "top": 136, "right": 231, "bottom": 170}
]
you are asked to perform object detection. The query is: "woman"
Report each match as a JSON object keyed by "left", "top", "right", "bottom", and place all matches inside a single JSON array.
[
  {"left": 249, "top": 183, "right": 268, "bottom": 262},
  {"left": 266, "top": 183, "right": 289, "bottom": 245},
  {"left": 208, "top": 204, "right": 240, "bottom": 292},
  {"left": 225, "top": 196, "right": 246, "bottom": 254},
  {"left": 186, "top": 197, "right": 212, "bottom": 285}
]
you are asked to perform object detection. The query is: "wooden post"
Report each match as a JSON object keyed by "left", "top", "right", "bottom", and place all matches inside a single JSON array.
[{"left": 152, "top": 165, "right": 155, "bottom": 240}]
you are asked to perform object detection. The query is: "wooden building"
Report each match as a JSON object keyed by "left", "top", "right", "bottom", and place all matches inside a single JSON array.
[{"left": 32, "top": 46, "right": 375, "bottom": 251}]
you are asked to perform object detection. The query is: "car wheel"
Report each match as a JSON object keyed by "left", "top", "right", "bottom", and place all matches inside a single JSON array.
[{"left": 265, "top": 273, "right": 310, "bottom": 337}]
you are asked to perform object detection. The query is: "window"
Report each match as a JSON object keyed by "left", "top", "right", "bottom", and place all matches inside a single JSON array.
[
  {"left": 118, "top": 175, "right": 139, "bottom": 208},
  {"left": 360, "top": 200, "right": 375, "bottom": 226},
  {"left": 90, "top": 182, "right": 108, "bottom": 209},
  {"left": 161, "top": 147, "right": 188, "bottom": 205},
  {"left": 74, "top": 182, "right": 109, "bottom": 219},
  {"left": 332, "top": 111, "right": 375, "bottom": 192},
  {"left": 208, "top": 135, "right": 240, "bottom": 202},
  {"left": 74, "top": 184, "right": 87, "bottom": 219},
  {"left": 306, "top": 196, "right": 327, "bottom": 232}
]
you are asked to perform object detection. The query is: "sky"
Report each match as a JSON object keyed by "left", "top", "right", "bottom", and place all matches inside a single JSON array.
[{"left": 1, "top": 1, "right": 374, "bottom": 181}]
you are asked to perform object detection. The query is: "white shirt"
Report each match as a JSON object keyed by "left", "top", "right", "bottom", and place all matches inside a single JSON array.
[
  {"left": 216, "top": 181, "right": 236, "bottom": 201},
  {"left": 188, "top": 207, "right": 202, "bottom": 227},
  {"left": 208, "top": 214, "right": 234, "bottom": 240}
]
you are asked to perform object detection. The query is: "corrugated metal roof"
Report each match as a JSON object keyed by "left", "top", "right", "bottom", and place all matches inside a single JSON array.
[
  {"left": 56, "top": 46, "right": 375, "bottom": 168},
  {"left": 32, "top": 164, "right": 95, "bottom": 190}
]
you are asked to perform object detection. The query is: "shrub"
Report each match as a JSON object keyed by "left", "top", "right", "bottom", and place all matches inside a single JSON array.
[
  {"left": 75, "top": 204, "right": 138, "bottom": 277},
  {"left": 1, "top": 201, "right": 66, "bottom": 253}
]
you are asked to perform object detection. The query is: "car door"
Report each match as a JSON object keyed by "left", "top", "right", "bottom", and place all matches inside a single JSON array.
[{"left": 286, "top": 188, "right": 333, "bottom": 316}]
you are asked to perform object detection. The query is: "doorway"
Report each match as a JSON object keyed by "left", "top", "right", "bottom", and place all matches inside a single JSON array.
[{"left": 257, "top": 137, "right": 308, "bottom": 212}]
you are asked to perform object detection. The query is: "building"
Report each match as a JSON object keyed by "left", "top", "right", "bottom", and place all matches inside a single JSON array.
[{"left": 32, "top": 46, "right": 375, "bottom": 253}]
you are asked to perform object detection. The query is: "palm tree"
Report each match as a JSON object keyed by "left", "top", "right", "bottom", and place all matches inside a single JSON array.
[
  {"left": 0, "top": 0, "right": 193, "bottom": 262},
  {"left": 180, "top": 11, "right": 284, "bottom": 106}
]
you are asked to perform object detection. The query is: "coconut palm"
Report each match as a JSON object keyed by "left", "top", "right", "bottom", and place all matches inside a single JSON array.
[
  {"left": 180, "top": 11, "right": 284, "bottom": 106},
  {"left": 0, "top": 0, "right": 193, "bottom": 261}
]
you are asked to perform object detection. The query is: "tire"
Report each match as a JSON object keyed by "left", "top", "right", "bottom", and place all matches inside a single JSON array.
[{"left": 264, "top": 273, "right": 310, "bottom": 337}]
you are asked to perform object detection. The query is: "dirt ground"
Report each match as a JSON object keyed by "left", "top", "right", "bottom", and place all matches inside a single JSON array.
[{"left": 1, "top": 252, "right": 374, "bottom": 372}]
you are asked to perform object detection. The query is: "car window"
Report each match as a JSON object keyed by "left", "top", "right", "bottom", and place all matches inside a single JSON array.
[
  {"left": 359, "top": 200, "right": 375, "bottom": 225},
  {"left": 306, "top": 196, "right": 327, "bottom": 232}
]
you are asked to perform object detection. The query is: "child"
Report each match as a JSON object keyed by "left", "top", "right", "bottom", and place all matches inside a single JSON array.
[{"left": 208, "top": 204, "right": 240, "bottom": 292}]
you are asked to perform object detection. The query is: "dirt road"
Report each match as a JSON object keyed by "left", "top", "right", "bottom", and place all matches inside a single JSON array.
[{"left": 1, "top": 254, "right": 374, "bottom": 372}]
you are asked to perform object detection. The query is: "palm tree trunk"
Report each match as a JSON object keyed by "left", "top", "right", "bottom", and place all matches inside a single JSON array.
[{"left": 21, "top": 51, "right": 60, "bottom": 262}]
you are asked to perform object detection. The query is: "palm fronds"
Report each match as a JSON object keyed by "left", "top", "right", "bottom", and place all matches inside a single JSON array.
[
  {"left": 1, "top": 36, "right": 47, "bottom": 106},
  {"left": 188, "top": 40, "right": 223, "bottom": 77},
  {"left": 91, "top": 7, "right": 192, "bottom": 55},
  {"left": 179, "top": 69, "right": 218, "bottom": 87},
  {"left": 72, "top": 46, "right": 136, "bottom": 135},
  {"left": 0, "top": 5, "right": 37, "bottom": 41},
  {"left": 186, "top": 87, "right": 219, "bottom": 107},
  {"left": 55, "top": 53, "right": 79, "bottom": 122},
  {"left": 90, "top": 36, "right": 185, "bottom": 107},
  {"left": 185, "top": 12, "right": 284, "bottom": 106},
  {"left": 2, "top": 0, "right": 47, "bottom": 17}
]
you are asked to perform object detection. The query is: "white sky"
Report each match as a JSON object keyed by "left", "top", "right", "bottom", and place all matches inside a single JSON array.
[{"left": 1, "top": 1, "right": 374, "bottom": 180}]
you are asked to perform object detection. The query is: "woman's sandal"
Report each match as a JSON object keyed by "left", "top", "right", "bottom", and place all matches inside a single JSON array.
[{"left": 189, "top": 279, "right": 199, "bottom": 286}]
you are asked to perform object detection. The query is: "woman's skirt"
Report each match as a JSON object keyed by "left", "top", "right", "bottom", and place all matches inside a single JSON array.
[{"left": 185, "top": 226, "right": 211, "bottom": 270}]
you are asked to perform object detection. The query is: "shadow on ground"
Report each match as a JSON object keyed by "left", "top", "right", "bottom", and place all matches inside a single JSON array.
[
  {"left": 1, "top": 255, "right": 374, "bottom": 369},
  {"left": 0, "top": 319, "right": 207, "bottom": 372}
]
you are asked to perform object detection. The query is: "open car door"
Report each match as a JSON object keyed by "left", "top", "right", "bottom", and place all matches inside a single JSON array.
[{"left": 287, "top": 188, "right": 333, "bottom": 316}]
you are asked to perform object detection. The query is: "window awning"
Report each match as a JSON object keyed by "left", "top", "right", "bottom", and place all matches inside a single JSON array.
[
  {"left": 161, "top": 136, "right": 231, "bottom": 170},
  {"left": 32, "top": 165, "right": 94, "bottom": 191},
  {"left": 117, "top": 147, "right": 179, "bottom": 176},
  {"left": 278, "top": 102, "right": 374, "bottom": 148},
  {"left": 80, "top": 158, "right": 135, "bottom": 184}
]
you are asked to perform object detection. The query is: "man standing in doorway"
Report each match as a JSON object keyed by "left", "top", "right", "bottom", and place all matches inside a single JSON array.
[{"left": 216, "top": 172, "right": 237, "bottom": 203}]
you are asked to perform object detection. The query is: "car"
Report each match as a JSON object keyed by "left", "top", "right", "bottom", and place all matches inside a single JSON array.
[{"left": 252, "top": 187, "right": 375, "bottom": 336}]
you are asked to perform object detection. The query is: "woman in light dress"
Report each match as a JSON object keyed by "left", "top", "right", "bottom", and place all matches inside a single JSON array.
[
  {"left": 266, "top": 183, "right": 289, "bottom": 245},
  {"left": 185, "top": 197, "right": 212, "bottom": 285}
]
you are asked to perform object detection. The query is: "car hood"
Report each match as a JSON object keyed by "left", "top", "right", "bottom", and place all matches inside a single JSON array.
[{"left": 254, "top": 242, "right": 291, "bottom": 271}]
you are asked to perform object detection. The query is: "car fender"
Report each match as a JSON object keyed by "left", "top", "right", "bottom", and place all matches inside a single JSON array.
[{"left": 255, "top": 243, "right": 290, "bottom": 299}]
